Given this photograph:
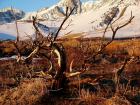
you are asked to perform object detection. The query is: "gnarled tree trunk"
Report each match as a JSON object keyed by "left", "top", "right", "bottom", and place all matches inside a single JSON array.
[{"left": 51, "top": 43, "right": 68, "bottom": 90}]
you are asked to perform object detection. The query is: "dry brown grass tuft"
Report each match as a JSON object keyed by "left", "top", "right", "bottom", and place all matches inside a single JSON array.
[
  {"left": 104, "top": 96, "right": 131, "bottom": 105},
  {"left": 0, "top": 78, "right": 46, "bottom": 105},
  {"left": 79, "top": 89, "right": 106, "bottom": 105}
]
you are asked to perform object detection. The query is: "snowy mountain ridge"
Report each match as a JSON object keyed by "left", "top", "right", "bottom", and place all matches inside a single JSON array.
[
  {"left": 0, "top": 0, "right": 140, "bottom": 39},
  {"left": 1, "top": 0, "right": 140, "bottom": 22},
  {"left": 0, "top": 7, "right": 25, "bottom": 24}
]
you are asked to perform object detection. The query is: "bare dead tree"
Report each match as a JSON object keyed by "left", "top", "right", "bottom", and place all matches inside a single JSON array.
[
  {"left": 52, "top": 7, "right": 75, "bottom": 42},
  {"left": 49, "top": 7, "right": 76, "bottom": 90},
  {"left": 12, "top": 5, "right": 135, "bottom": 93},
  {"left": 11, "top": 7, "right": 20, "bottom": 43},
  {"left": 10, "top": 7, "right": 31, "bottom": 63},
  {"left": 86, "top": 11, "right": 134, "bottom": 64},
  {"left": 12, "top": 7, "right": 76, "bottom": 90},
  {"left": 114, "top": 58, "right": 129, "bottom": 94},
  {"left": 62, "top": 19, "right": 73, "bottom": 30}
]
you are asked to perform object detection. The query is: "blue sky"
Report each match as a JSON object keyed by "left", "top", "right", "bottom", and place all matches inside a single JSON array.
[{"left": 0, "top": 0, "right": 95, "bottom": 12}]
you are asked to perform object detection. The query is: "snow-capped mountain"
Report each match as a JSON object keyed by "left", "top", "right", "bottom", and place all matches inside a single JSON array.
[
  {"left": 21, "top": 6, "right": 66, "bottom": 21},
  {"left": 1, "top": 0, "right": 140, "bottom": 22},
  {"left": 22, "top": 0, "right": 82, "bottom": 21},
  {"left": 0, "top": 8, "right": 25, "bottom": 24},
  {"left": 81, "top": 1, "right": 95, "bottom": 12},
  {"left": 0, "top": 0, "right": 140, "bottom": 39}
]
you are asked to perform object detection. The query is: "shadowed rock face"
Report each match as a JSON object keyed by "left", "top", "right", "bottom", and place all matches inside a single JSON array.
[
  {"left": 28, "top": 0, "right": 140, "bottom": 20},
  {"left": 59, "top": 0, "right": 82, "bottom": 14},
  {"left": 0, "top": 8, "right": 25, "bottom": 24},
  {"left": 41, "top": 6, "right": 66, "bottom": 20},
  {"left": 22, "top": 0, "right": 82, "bottom": 20},
  {"left": 99, "top": 6, "right": 119, "bottom": 27}
]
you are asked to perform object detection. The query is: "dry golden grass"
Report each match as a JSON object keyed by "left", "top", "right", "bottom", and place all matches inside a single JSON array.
[
  {"left": 104, "top": 96, "right": 131, "bottom": 105},
  {"left": 63, "top": 38, "right": 80, "bottom": 47},
  {"left": 1, "top": 38, "right": 140, "bottom": 105},
  {"left": 0, "top": 79, "right": 46, "bottom": 105},
  {"left": 105, "top": 39, "right": 140, "bottom": 56}
]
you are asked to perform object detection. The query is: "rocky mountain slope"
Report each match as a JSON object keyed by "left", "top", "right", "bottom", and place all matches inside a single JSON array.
[
  {"left": 0, "top": 0, "right": 140, "bottom": 39},
  {"left": 0, "top": 8, "right": 25, "bottom": 24},
  {"left": 22, "top": 0, "right": 82, "bottom": 21}
]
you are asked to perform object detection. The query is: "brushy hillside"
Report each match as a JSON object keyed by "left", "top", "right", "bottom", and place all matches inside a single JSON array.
[{"left": 0, "top": 38, "right": 140, "bottom": 105}]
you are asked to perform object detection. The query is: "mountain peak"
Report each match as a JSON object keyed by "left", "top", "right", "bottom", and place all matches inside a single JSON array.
[{"left": 0, "top": 8, "right": 25, "bottom": 24}]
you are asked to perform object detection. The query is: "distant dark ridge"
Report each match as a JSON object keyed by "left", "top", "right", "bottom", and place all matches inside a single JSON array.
[{"left": 0, "top": 33, "right": 16, "bottom": 40}]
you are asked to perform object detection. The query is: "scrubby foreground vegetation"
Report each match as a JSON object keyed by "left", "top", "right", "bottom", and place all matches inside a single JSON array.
[
  {"left": 0, "top": 7, "right": 140, "bottom": 105},
  {"left": 1, "top": 37, "right": 140, "bottom": 105}
]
